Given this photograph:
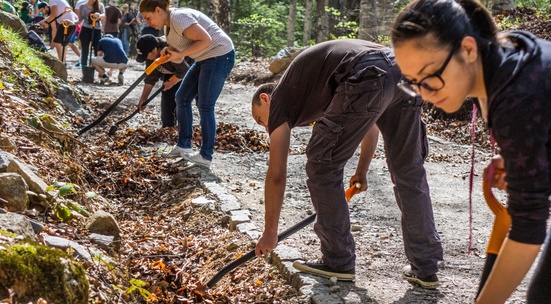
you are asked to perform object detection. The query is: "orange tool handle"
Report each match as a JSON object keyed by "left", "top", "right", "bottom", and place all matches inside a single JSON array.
[
  {"left": 145, "top": 54, "right": 170, "bottom": 75},
  {"left": 483, "top": 168, "right": 511, "bottom": 255},
  {"left": 345, "top": 183, "right": 361, "bottom": 202},
  {"left": 61, "top": 20, "right": 71, "bottom": 34},
  {"left": 90, "top": 13, "right": 100, "bottom": 27}
]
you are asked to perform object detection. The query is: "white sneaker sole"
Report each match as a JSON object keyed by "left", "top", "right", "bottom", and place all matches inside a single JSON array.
[{"left": 292, "top": 261, "right": 355, "bottom": 281}]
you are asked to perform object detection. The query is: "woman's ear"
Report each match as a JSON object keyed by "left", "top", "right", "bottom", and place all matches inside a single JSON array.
[{"left": 461, "top": 36, "right": 479, "bottom": 64}]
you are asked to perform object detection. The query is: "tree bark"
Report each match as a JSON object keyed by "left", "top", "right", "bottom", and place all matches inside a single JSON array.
[
  {"left": 358, "top": 0, "right": 377, "bottom": 41},
  {"left": 287, "top": 0, "right": 297, "bottom": 46},
  {"left": 316, "top": 0, "right": 329, "bottom": 42},
  {"left": 302, "top": 0, "right": 313, "bottom": 45},
  {"left": 213, "top": 0, "right": 232, "bottom": 33}
]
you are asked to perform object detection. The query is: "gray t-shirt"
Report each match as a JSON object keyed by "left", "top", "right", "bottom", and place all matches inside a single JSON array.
[
  {"left": 167, "top": 8, "right": 233, "bottom": 62},
  {"left": 78, "top": 3, "right": 105, "bottom": 29}
]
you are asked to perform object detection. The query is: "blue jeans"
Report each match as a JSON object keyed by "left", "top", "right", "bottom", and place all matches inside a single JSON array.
[
  {"left": 175, "top": 50, "right": 235, "bottom": 161},
  {"left": 121, "top": 28, "right": 130, "bottom": 54}
]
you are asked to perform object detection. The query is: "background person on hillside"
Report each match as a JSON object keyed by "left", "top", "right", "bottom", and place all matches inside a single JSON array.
[
  {"left": 138, "top": 0, "right": 235, "bottom": 169},
  {"left": 103, "top": 0, "right": 121, "bottom": 37},
  {"left": 135, "top": 34, "right": 190, "bottom": 127},
  {"left": 77, "top": 0, "right": 104, "bottom": 68},
  {"left": 29, "top": 0, "right": 44, "bottom": 23},
  {"left": 19, "top": 2, "right": 33, "bottom": 24},
  {"left": 392, "top": 0, "right": 551, "bottom": 302},
  {"left": 120, "top": 3, "right": 135, "bottom": 56},
  {"left": 136, "top": 11, "right": 160, "bottom": 36},
  {"left": 91, "top": 34, "right": 127, "bottom": 85},
  {"left": 250, "top": 39, "right": 443, "bottom": 288},
  {"left": 37, "top": 0, "right": 78, "bottom": 62}
]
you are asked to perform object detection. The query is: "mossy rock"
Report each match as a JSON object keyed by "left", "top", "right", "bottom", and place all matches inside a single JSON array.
[{"left": 0, "top": 243, "right": 89, "bottom": 304}]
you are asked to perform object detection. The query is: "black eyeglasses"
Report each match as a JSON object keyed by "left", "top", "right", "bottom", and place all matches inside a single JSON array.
[{"left": 398, "top": 42, "right": 460, "bottom": 98}]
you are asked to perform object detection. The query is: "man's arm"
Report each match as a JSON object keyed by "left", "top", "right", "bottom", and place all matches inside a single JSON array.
[
  {"left": 255, "top": 122, "right": 291, "bottom": 257},
  {"left": 349, "top": 125, "right": 379, "bottom": 191}
]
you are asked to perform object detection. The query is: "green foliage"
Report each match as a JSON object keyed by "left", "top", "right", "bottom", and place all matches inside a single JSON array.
[
  {"left": 232, "top": 13, "right": 286, "bottom": 58},
  {"left": 516, "top": 0, "right": 550, "bottom": 11},
  {"left": 46, "top": 182, "right": 91, "bottom": 221},
  {"left": 0, "top": 25, "right": 54, "bottom": 83},
  {"left": 125, "top": 278, "right": 155, "bottom": 302}
]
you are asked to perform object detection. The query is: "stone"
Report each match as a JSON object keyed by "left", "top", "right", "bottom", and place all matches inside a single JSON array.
[
  {"left": 55, "top": 84, "right": 88, "bottom": 116},
  {"left": 85, "top": 210, "right": 121, "bottom": 239},
  {"left": 0, "top": 10, "right": 27, "bottom": 37},
  {"left": 0, "top": 150, "right": 12, "bottom": 172},
  {"left": 268, "top": 46, "right": 309, "bottom": 75},
  {"left": 191, "top": 196, "right": 216, "bottom": 209},
  {"left": 6, "top": 159, "right": 50, "bottom": 200},
  {"left": 229, "top": 209, "right": 250, "bottom": 230},
  {"left": 41, "top": 234, "right": 93, "bottom": 262},
  {"left": 89, "top": 233, "right": 118, "bottom": 253},
  {"left": 0, "top": 172, "right": 29, "bottom": 212},
  {"left": 0, "top": 213, "right": 37, "bottom": 241},
  {"left": 36, "top": 52, "right": 67, "bottom": 81},
  {"left": 0, "top": 134, "right": 15, "bottom": 152},
  {"left": 0, "top": 243, "right": 89, "bottom": 303}
]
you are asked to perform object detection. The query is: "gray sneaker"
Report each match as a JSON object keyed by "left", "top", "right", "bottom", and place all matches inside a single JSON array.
[
  {"left": 402, "top": 265, "right": 440, "bottom": 289},
  {"left": 293, "top": 260, "right": 355, "bottom": 281},
  {"left": 183, "top": 153, "right": 211, "bottom": 168},
  {"left": 165, "top": 146, "right": 192, "bottom": 159}
]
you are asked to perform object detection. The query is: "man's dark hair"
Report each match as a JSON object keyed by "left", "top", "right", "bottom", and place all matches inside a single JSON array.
[
  {"left": 252, "top": 83, "right": 276, "bottom": 106},
  {"left": 37, "top": 2, "right": 48, "bottom": 9}
]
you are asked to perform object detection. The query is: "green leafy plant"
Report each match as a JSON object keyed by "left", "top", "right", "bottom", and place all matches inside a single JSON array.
[
  {"left": 46, "top": 182, "right": 91, "bottom": 222},
  {"left": 125, "top": 278, "right": 156, "bottom": 302}
]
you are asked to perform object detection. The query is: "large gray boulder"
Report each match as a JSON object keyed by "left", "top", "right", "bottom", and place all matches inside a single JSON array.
[
  {"left": 0, "top": 213, "right": 37, "bottom": 240},
  {"left": 0, "top": 10, "right": 27, "bottom": 37},
  {"left": 0, "top": 243, "right": 89, "bottom": 303},
  {"left": 85, "top": 210, "right": 121, "bottom": 239},
  {"left": 6, "top": 159, "right": 51, "bottom": 203},
  {"left": 0, "top": 172, "right": 29, "bottom": 212},
  {"left": 268, "top": 46, "right": 309, "bottom": 75},
  {"left": 36, "top": 52, "right": 68, "bottom": 81}
]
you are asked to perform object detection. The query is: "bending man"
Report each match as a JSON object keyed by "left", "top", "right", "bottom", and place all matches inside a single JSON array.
[{"left": 251, "top": 39, "right": 443, "bottom": 288}]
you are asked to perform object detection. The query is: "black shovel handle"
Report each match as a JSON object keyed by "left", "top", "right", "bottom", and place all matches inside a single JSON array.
[
  {"left": 107, "top": 86, "right": 163, "bottom": 135},
  {"left": 206, "top": 213, "right": 317, "bottom": 288},
  {"left": 77, "top": 55, "right": 170, "bottom": 136}
]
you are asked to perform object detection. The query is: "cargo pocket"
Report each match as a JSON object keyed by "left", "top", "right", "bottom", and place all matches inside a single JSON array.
[
  {"left": 340, "top": 65, "right": 387, "bottom": 114},
  {"left": 306, "top": 117, "right": 344, "bottom": 164}
]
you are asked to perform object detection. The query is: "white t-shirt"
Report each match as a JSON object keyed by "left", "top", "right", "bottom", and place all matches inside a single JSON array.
[
  {"left": 167, "top": 8, "right": 233, "bottom": 62},
  {"left": 49, "top": 0, "right": 78, "bottom": 23}
]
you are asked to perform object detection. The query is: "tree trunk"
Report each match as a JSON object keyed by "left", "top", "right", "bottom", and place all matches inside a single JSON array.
[
  {"left": 358, "top": 0, "right": 377, "bottom": 41},
  {"left": 491, "top": 0, "right": 515, "bottom": 14},
  {"left": 213, "top": 0, "right": 231, "bottom": 33},
  {"left": 316, "top": 0, "right": 329, "bottom": 42},
  {"left": 287, "top": 0, "right": 297, "bottom": 46},
  {"left": 303, "top": 0, "right": 313, "bottom": 45}
]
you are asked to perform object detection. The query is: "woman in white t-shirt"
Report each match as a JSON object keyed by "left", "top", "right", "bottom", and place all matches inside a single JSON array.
[{"left": 139, "top": 0, "right": 234, "bottom": 168}]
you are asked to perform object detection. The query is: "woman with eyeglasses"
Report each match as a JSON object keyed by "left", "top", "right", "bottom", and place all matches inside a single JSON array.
[{"left": 392, "top": 0, "right": 551, "bottom": 303}]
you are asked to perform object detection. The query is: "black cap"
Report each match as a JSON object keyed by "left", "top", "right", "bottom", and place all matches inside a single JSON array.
[
  {"left": 37, "top": 2, "right": 48, "bottom": 9},
  {"left": 136, "top": 34, "right": 159, "bottom": 63}
]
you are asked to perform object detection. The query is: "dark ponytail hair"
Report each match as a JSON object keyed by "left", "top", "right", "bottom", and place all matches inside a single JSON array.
[
  {"left": 392, "top": 0, "right": 498, "bottom": 50},
  {"left": 139, "top": 0, "right": 169, "bottom": 13}
]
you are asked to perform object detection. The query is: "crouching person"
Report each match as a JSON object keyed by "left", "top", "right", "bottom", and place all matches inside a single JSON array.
[
  {"left": 135, "top": 34, "right": 190, "bottom": 128},
  {"left": 91, "top": 34, "right": 128, "bottom": 85}
]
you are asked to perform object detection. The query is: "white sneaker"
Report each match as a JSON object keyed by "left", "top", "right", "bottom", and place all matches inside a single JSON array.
[
  {"left": 165, "top": 146, "right": 192, "bottom": 159},
  {"left": 183, "top": 153, "right": 211, "bottom": 168}
]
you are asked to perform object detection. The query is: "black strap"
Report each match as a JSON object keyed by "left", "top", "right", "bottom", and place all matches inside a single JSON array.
[{"left": 46, "top": 7, "right": 71, "bottom": 25}]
